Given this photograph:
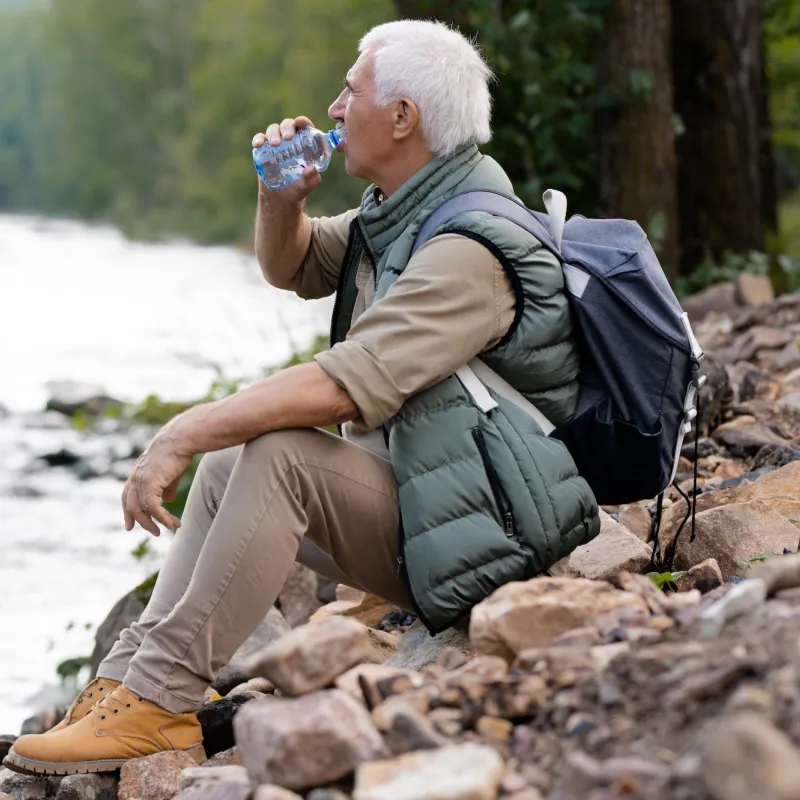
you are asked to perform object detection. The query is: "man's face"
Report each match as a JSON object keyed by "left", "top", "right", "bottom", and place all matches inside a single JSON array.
[{"left": 328, "top": 52, "right": 396, "bottom": 183}]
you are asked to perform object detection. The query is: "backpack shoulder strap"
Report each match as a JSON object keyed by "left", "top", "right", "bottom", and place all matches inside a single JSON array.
[{"left": 410, "top": 190, "right": 559, "bottom": 258}]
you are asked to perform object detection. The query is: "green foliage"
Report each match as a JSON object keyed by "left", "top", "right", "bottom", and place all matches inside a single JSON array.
[
  {"left": 0, "top": 0, "right": 391, "bottom": 242},
  {"left": 738, "top": 551, "right": 777, "bottom": 567},
  {"left": 56, "top": 656, "right": 91, "bottom": 684},
  {"left": 673, "top": 251, "right": 771, "bottom": 298},
  {"left": 646, "top": 570, "right": 687, "bottom": 592},
  {"left": 130, "top": 537, "right": 154, "bottom": 562}
]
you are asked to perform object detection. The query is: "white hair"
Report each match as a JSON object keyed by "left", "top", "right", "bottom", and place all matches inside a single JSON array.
[{"left": 359, "top": 20, "right": 493, "bottom": 157}]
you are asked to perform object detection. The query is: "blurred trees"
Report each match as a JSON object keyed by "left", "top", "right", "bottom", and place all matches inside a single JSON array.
[{"left": 0, "top": 0, "right": 799, "bottom": 285}]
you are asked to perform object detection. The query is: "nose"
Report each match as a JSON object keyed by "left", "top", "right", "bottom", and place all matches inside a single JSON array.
[{"left": 328, "top": 88, "right": 346, "bottom": 121}]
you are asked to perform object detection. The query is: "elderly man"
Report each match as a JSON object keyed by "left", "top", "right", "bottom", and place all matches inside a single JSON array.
[{"left": 6, "top": 20, "right": 598, "bottom": 775}]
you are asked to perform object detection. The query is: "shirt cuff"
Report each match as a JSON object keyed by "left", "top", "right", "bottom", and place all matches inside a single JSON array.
[{"left": 315, "top": 341, "right": 404, "bottom": 430}]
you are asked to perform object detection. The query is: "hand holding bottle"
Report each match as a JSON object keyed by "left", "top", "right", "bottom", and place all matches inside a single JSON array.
[{"left": 252, "top": 117, "right": 323, "bottom": 201}]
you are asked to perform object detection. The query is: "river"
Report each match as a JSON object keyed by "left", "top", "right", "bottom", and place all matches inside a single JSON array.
[{"left": 0, "top": 214, "right": 333, "bottom": 733}]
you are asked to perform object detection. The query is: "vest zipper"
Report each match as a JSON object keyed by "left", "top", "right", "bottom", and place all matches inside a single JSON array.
[{"left": 471, "top": 428, "right": 517, "bottom": 538}]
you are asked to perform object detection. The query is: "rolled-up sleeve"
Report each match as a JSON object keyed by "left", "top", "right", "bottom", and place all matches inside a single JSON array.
[
  {"left": 315, "top": 234, "right": 513, "bottom": 430},
  {"left": 292, "top": 209, "right": 358, "bottom": 300}
]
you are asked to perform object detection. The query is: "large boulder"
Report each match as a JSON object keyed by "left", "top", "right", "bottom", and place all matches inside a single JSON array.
[
  {"left": 118, "top": 752, "right": 197, "bottom": 800},
  {"left": 44, "top": 381, "right": 120, "bottom": 417},
  {"left": 658, "top": 462, "right": 800, "bottom": 554},
  {"left": 659, "top": 501, "right": 799, "bottom": 578},
  {"left": 309, "top": 587, "right": 393, "bottom": 628},
  {"left": 469, "top": 577, "right": 650, "bottom": 661},
  {"left": 563, "top": 511, "right": 651, "bottom": 580},
  {"left": 234, "top": 691, "right": 386, "bottom": 791},
  {"left": 247, "top": 616, "right": 397, "bottom": 696}
]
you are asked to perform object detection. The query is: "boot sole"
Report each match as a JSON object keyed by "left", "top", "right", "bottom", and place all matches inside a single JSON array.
[{"left": 3, "top": 744, "right": 207, "bottom": 776}]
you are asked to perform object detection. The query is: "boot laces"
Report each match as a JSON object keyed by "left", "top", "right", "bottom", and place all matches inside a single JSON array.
[
  {"left": 66, "top": 680, "right": 108, "bottom": 721},
  {"left": 93, "top": 687, "right": 142, "bottom": 721}
]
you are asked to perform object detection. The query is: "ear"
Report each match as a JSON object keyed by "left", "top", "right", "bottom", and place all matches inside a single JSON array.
[{"left": 392, "top": 98, "right": 420, "bottom": 142}]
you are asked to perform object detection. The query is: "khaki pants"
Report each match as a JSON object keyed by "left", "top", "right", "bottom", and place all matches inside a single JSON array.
[{"left": 96, "top": 428, "right": 411, "bottom": 713}]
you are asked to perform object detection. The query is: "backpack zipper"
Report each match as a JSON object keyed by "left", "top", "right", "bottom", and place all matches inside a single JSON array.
[{"left": 471, "top": 428, "right": 517, "bottom": 538}]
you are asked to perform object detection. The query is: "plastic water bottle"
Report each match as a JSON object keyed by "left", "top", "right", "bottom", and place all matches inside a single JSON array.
[{"left": 253, "top": 127, "right": 344, "bottom": 189}]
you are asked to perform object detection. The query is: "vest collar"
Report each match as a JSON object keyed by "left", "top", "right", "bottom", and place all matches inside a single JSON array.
[{"left": 357, "top": 145, "right": 481, "bottom": 263}]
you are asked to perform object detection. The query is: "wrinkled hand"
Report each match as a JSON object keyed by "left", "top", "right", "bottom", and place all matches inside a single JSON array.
[
  {"left": 122, "top": 438, "right": 192, "bottom": 536},
  {"left": 252, "top": 115, "right": 322, "bottom": 202}
]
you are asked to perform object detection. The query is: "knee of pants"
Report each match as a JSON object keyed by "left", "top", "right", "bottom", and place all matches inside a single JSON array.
[
  {"left": 238, "top": 429, "right": 318, "bottom": 474},
  {"left": 195, "top": 445, "right": 242, "bottom": 495}
]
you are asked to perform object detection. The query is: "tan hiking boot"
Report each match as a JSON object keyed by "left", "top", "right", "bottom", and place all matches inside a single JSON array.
[
  {"left": 48, "top": 678, "right": 122, "bottom": 733},
  {"left": 4, "top": 685, "right": 205, "bottom": 775}
]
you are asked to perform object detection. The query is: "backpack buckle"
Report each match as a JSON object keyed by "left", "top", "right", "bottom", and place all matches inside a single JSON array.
[{"left": 691, "top": 354, "right": 706, "bottom": 390}]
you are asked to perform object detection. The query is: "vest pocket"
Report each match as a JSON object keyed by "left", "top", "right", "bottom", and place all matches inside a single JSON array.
[{"left": 472, "top": 428, "right": 517, "bottom": 538}]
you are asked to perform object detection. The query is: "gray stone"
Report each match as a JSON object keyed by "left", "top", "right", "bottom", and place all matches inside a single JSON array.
[
  {"left": 213, "top": 608, "right": 289, "bottom": 695},
  {"left": 0, "top": 770, "right": 60, "bottom": 800},
  {"left": 699, "top": 580, "right": 767, "bottom": 638},
  {"left": 179, "top": 767, "right": 248, "bottom": 792},
  {"left": 713, "top": 423, "right": 786, "bottom": 458},
  {"left": 701, "top": 713, "right": 800, "bottom": 800},
  {"left": 681, "top": 282, "right": 739, "bottom": 323},
  {"left": 306, "top": 792, "right": 350, "bottom": 800},
  {"left": 118, "top": 752, "right": 197, "bottom": 800},
  {"left": 383, "top": 620, "right": 473, "bottom": 672},
  {"left": 249, "top": 617, "right": 397, "bottom": 697},
  {"left": 252, "top": 790, "right": 301, "bottom": 800},
  {"left": 277, "top": 563, "right": 323, "bottom": 628},
  {"left": 0, "top": 738, "right": 15, "bottom": 764},
  {"left": 234, "top": 691, "right": 386, "bottom": 791},
  {"left": 54, "top": 775, "right": 117, "bottom": 800},
  {"left": 44, "top": 381, "right": 119, "bottom": 418}
]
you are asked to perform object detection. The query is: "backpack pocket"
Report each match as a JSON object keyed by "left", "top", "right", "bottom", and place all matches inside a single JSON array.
[{"left": 552, "top": 406, "right": 670, "bottom": 505}]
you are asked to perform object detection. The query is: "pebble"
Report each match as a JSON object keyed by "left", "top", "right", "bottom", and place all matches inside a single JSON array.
[{"left": 700, "top": 579, "right": 768, "bottom": 637}]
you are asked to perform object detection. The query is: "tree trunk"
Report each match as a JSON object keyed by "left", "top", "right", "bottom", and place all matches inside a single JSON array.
[
  {"left": 672, "top": 0, "right": 778, "bottom": 276},
  {"left": 597, "top": 0, "right": 679, "bottom": 277}
]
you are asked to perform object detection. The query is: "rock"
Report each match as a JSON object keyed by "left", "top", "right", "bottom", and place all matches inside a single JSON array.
[
  {"left": 681, "top": 282, "right": 739, "bottom": 323},
  {"left": 701, "top": 713, "right": 800, "bottom": 800},
  {"left": 89, "top": 575, "right": 158, "bottom": 678},
  {"left": 713, "top": 423, "right": 786, "bottom": 458},
  {"left": 772, "top": 340, "right": 800, "bottom": 372},
  {"left": 0, "top": 738, "right": 15, "bottom": 764},
  {"left": 309, "top": 588, "right": 393, "bottom": 628},
  {"left": 383, "top": 620, "right": 473, "bottom": 672},
  {"left": 248, "top": 616, "right": 397, "bottom": 697},
  {"left": 658, "top": 462, "right": 800, "bottom": 550},
  {"left": 0, "top": 770, "right": 60, "bottom": 800},
  {"left": 200, "top": 748, "right": 242, "bottom": 768},
  {"left": 213, "top": 608, "right": 289, "bottom": 695},
  {"left": 198, "top": 696, "right": 253, "bottom": 759},
  {"left": 699, "top": 580, "right": 767, "bottom": 638},
  {"left": 20, "top": 706, "right": 64, "bottom": 736},
  {"left": 730, "top": 327, "right": 792, "bottom": 363},
  {"left": 738, "top": 369, "right": 784, "bottom": 403},
  {"left": 226, "top": 679, "right": 274, "bottom": 698},
  {"left": 54, "top": 775, "right": 117, "bottom": 800},
  {"left": 682, "top": 437, "right": 720, "bottom": 460},
  {"left": 353, "top": 743, "right": 504, "bottom": 800},
  {"left": 752, "top": 442, "right": 800, "bottom": 470},
  {"left": 660, "top": 500, "right": 799, "bottom": 579},
  {"left": 316, "top": 576, "right": 339, "bottom": 605},
  {"left": 253, "top": 790, "right": 302, "bottom": 800},
  {"left": 469, "top": 577, "right": 650, "bottom": 661},
  {"left": 334, "top": 664, "right": 421, "bottom": 707},
  {"left": 306, "top": 792, "right": 350, "bottom": 800},
  {"left": 44, "top": 381, "right": 119, "bottom": 418},
  {"left": 118, "top": 752, "right": 198, "bottom": 800},
  {"left": 699, "top": 353, "right": 734, "bottom": 436},
  {"left": 179, "top": 766, "right": 248, "bottom": 792},
  {"left": 174, "top": 785, "right": 250, "bottom": 800},
  {"left": 751, "top": 552, "right": 800, "bottom": 596},
  {"left": 736, "top": 273, "right": 775, "bottom": 306},
  {"left": 564, "top": 511, "right": 651, "bottom": 580},
  {"left": 381, "top": 704, "right": 450, "bottom": 756},
  {"left": 615, "top": 503, "right": 652, "bottom": 542},
  {"left": 234, "top": 691, "right": 386, "bottom": 791},
  {"left": 277, "top": 563, "right": 323, "bottom": 627},
  {"left": 676, "top": 559, "right": 723, "bottom": 594}
]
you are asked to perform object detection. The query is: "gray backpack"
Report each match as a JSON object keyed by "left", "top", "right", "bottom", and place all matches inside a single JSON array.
[{"left": 412, "top": 189, "right": 706, "bottom": 508}]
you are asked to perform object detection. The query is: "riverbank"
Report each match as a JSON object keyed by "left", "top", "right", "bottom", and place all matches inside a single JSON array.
[{"left": 0, "top": 214, "right": 333, "bottom": 732}]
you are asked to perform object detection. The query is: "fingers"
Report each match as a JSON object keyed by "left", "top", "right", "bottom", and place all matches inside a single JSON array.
[
  {"left": 127, "top": 490, "right": 161, "bottom": 537},
  {"left": 298, "top": 165, "right": 322, "bottom": 192},
  {"left": 121, "top": 483, "right": 135, "bottom": 531},
  {"left": 252, "top": 116, "right": 314, "bottom": 149},
  {"left": 151, "top": 504, "right": 182, "bottom": 531}
]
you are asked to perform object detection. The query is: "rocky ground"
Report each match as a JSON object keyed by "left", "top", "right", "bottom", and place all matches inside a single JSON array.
[{"left": 3, "top": 273, "right": 800, "bottom": 800}]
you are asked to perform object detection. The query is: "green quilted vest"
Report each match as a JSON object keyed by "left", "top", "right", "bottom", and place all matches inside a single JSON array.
[{"left": 331, "top": 145, "right": 600, "bottom": 632}]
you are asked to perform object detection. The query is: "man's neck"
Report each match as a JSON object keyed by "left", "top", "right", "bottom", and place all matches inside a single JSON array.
[{"left": 373, "top": 148, "right": 435, "bottom": 198}]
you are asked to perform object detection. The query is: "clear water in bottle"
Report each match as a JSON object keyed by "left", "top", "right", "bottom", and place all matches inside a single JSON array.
[{"left": 253, "top": 126, "right": 344, "bottom": 189}]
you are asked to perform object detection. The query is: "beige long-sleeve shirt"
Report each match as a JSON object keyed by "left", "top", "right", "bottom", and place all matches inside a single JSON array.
[{"left": 293, "top": 208, "right": 516, "bottom": 455}]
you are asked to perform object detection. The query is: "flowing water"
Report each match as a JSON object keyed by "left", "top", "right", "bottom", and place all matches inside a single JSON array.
[{"left": 0, "top": 214, "right": 333, "bottom": 733}]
